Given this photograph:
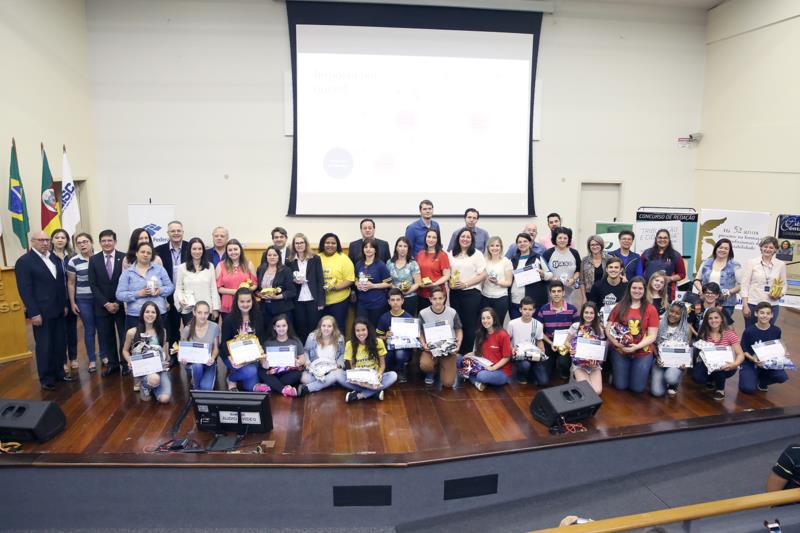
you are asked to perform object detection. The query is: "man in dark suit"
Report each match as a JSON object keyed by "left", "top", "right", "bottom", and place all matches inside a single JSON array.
[
  {"left": 15, "top": 230, "right": 73, "bottom": 390},
  {"left": 154, "top": 220, "right": 189, "bottom": 359},
  {"left": 348, "top": 218, "right": 391, "bottom": 265},
  {"left": 88, "top": 229, "right": 128, "bottom": 377}
]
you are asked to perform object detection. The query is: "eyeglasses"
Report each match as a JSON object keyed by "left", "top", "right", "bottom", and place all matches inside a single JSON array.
[{"left": 31, "top": 238, "right": 50, "bottom": 242}]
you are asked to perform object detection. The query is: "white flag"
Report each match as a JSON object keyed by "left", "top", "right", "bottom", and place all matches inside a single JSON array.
[{"left": 60, "top": 146, "right": 80, "bottom": 235}]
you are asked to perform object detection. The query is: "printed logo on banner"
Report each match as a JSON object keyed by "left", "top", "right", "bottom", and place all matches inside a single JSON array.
[
  {"left": 778, "top": 215, "right": 800, "bottom": 240},
  {"left": 143, "top": 223, "right": 162, "bottom": 236}
]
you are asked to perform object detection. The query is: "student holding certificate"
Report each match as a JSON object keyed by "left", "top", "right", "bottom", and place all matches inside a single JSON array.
[
  {"left": 505, "top": 297, "right": 547, "bottom": 386},
  {"left": 219, "top": 288, "right": 264, "bottom": 392},
  {"left": 258, "top": 314, "right": 306, "bottom": 397},
  {"left": 179, "top": 301, "right": 219, "bottom": 391},
  {"left": 376, "top": 289, "right": 415, "bottom": 383},
  {"left": 565, "top": 303, "right": 606, "bottom": 395},
  {"left": 509, "top": 233, "right": 552, "bottom": 320},
  {"left": 121, "top": 302, "right": 171, "bottom": 403},
  {"left": 448, "top": 228, "right": 487, "bottom": 356},
  {"left": 299, "top": 315, "right": 345, "bottom": 394},
  {"left": 418, "top": 286, "right": 463, "bottom": 388},
  {"left": 739, "top": 302, "right": 789, "bottom": 394},
  {"left": 605, "top": 277, "right": 659, "bottom": 394},
  {"left": 459, "top": 308, "right": 512, "bottom": 391},
  {"left": 690, "top": 308, "right": 744, "bottom": 401},
  {"left": 651, "top": 302, "right": 692, "bottom": 398},
  {"left": 343, "top": 318, "right": 397, "bottom": 403}
]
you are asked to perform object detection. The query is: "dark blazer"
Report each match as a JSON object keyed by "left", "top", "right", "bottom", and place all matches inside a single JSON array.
[
  {"left": 155, "top": 241, "right": 189, "bottom": 305},
  {"left": 286, "top": 255, "right": 325, "bottom": 308},
  {"left": 255, "top": 264, "right": 297, "bottom": 314},
  {"left": 348, "top": 238, "right": 391, "bottom": 265},
  {"left": 259, "top": 247, "right": 288, "bottom": 266},
  {"left": 88, "top": 249, "right": 126, "bottom": 314},
  {"left": 15, "top": 250, "right": 68, "bottom": 319}
]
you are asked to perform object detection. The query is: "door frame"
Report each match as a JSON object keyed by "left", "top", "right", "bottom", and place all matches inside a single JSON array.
[{"left": 576, "top": 179, "right": 624, "bottom": 239}]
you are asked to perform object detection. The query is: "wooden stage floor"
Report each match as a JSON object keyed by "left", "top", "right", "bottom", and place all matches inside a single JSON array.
[{"left": 2, "top": 310, "right": 799, "bottom": 466}]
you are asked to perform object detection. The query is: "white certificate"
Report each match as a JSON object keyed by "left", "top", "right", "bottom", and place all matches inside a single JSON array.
[
  {"left": 753, "top": 340, "right": 786, "bottom": 364},
  {"left": 130, "top": 350, "right": 165, "bottom": 377},
  {"left": 391, "top": 317, "right": 420, "bottom": 340},
  {"left": 228, "top": 338, "right": 263, "bottom": 365},
  {"left": 552, "top": 329, "right": 569, "bottom": 347},
  {"left": 574, "top": 338, "right": 606, "bottom": 361},
  {"left": 178, "top": 341, "right": 210, "bottom": 364},
  {"left": 266, "top": 345, "right": 297, "bottom": 368},
  {"left": 659, "top": 346, "right": 693, "bottom": 368},
  {"left": 701, "top": 346, "right": 734, "bottom": 367},
  {"left": 423, "top": 320, "right": 454, "bottom": 344},
  {"left": 513, "top": 265, "right": 542, "bottom": 287}
]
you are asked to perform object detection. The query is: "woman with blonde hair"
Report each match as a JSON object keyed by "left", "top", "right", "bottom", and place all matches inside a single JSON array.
[
  {"left": 646, "top": 270, "right": 670, "bottom": 316},
  {"left": 579, "top": 235, "right": 609, "bottom": 303},
  {"left": 286, "top": 232, "right": 325, "bottom": 341},
  {"left": 299, "top": 315, "right": 346, "bottom": 395}
]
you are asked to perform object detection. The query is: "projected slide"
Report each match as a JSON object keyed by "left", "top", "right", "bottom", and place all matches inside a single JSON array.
[{"left": 294, "top": 25, "right": 534, "bottom": 216}]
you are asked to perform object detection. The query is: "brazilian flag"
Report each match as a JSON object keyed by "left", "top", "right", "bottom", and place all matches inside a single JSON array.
[{"left": 8, "top": 139, "right": 30, "bottom": 248}]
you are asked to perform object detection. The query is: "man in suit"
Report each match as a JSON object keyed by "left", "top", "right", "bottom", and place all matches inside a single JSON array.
[
  {"left": 88, "top": 229, "right": 128, "bottom": 377},
  {"left": 348, "top": 218, "right": 391, "bottom": 264},
  {"left": 154, "top": 220, "right": 189, "bottom": 360},
  {"left": 15, "top": 230, "right": 73, "bottom": 390}
]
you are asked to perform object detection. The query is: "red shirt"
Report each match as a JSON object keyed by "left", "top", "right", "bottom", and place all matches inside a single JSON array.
[
  {"left": 609, "top": 303, "right": 659, "bottom": 357},
  {"left": 416, "top": 250, "right": 450, "bottom": 299},
  {"left": 480, "top": 329, "right": 513, "bottom": 376}
]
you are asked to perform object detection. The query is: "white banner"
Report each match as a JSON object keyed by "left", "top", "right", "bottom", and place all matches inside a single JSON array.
[
  {"left": 695, "top": 209, "right": 770, "bottom": 270},
  {"left": 127, "top": 204, "right": 175, "bottom": 247},
  {"left": 633, "top": 220, "right": 683, "bottom": 254}
]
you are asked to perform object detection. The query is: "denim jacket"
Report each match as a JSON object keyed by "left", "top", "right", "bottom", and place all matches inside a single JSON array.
[
  {"left": 304, "top": 332, "right": 345, "bottom": 367},
  {"left": 116, "top": 263, "right": 175, "bottom": 316},
  {"left": 696, "top": 258, "right": 740, "bottom": 307}
]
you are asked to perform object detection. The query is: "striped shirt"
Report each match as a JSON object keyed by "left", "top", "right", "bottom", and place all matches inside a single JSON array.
[
  {"left": 534, "top": 302, "right": 579, "bottom": 336},
  {"left": 66, "top": 255, "right": 93, "bottom": 300}
]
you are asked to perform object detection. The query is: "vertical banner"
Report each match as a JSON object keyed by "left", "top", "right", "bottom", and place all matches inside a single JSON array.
[
  {"left": 776, "top": 214, "right": 800, "bottom": 308},
  {"left": 595, "top": 222, "right": 633, "bottom": 252},
  {"left": 694, "top": 209, "right": 770, "bottom": 272},
  {"left": 127, "top": 204, "right": 175, "bottom": 247},
  {"left": 635, "top": 208, "right": 698, "bottom": 277}
]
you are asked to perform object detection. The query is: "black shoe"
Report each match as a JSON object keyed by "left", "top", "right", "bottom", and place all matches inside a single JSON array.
[
  {"left": 102, "top": 366, "right": 120, "bottom": 377},
  {"left": 398, "top": 366, "right": 408, "bottom": 384},
  {"left": 297, "top": 384, "right": 309, "bottom": 397},
  {"left": 40, "top": 382, "right": 55, "bottom": 391},
  {"left": 60, "top": 374, "right": 77, "bottom": 382},
  {"left": 120, "top": 366, "right": 131, "bottom": 376}
]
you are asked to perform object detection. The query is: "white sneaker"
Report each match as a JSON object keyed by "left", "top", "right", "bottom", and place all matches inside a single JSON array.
[{"left": 473, "top": 381, "right": 486, "bottom": 392}]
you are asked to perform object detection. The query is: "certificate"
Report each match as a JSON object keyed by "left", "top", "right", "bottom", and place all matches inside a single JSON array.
[
  {"left": 130, "top": 350, "right": 165, "bottom": 377},
  {"left": 659, "top": 346, "right": 693, "bottom": 368},
  {"left": 574, "top": 338, "right": 607, "bottom": 361},
  {"left": 423, "top": 320, "right": 453, "bottom": 344},
  {"left": 552, "top": 329, "right": 569, "bottom": 347},
  {"left": 753, "top": 340, "right": 786, "bottom": 365},
  {"left": 178, "top": 341, "right": 211, "bottom": 364},
  {"left": 388, "top": 317, "right": 421, "bottom": 349},
  {"left": 465, "top": 354, "right": 494, "bottom": 368},
  {"left": 513, "top": 265, "right": 542, "bottom": 287},
  {"left": 266, "top": 345, "right": 297, "bottom": 368},
  {"left": 227, "top": 337, "right": 264, "bottom": 365},
  {"left": 700, "top": 346, "right": 734, "bottom": 368}
]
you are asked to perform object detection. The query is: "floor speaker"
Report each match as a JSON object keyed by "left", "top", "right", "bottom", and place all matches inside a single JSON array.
[
  {"left": 530, "top": 381, "right": 602, "bottom": 428},
  {"left": 0, "top": 399, "right": 66, "bottom": 442}
]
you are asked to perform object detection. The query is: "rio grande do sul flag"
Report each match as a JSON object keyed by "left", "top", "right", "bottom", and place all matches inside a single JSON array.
[{"left": 40, "top": 143, "right": 61, "bottom": 235}]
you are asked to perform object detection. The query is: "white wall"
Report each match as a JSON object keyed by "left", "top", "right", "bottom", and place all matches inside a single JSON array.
[
  {"left": 695, "top": 0, "right": 800, "bottom": 216},
  {"left": 84, "top": 0, "right": 706, "bottom": 250},
  {"left": 0, "top": 0, "right": 95, "bottom": 260}
]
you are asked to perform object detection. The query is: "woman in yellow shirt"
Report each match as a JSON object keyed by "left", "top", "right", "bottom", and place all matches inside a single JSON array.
[
  {"left": 318, "top": 233, "right": 355, "bottom": 332},
  {"left": 342, "top": 318, "right": 397, "bottom": 403}
]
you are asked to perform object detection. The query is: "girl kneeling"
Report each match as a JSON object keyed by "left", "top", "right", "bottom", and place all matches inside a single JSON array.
[
  {"left": 122, "top": 301, "right": 171, "bottom": 403},
  {"left": 565, "top": 302, "right": 605, "bottom": 395}
]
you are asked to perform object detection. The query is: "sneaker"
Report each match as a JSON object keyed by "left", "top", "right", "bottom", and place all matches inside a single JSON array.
[
  {"left": 398, "top": 367, "right": 408, "bottom": 384},
  {"left": 252, "top": 383, "right": 270, "bottom": 393},
  {"left": 297, "top": 384, "right": 309, "bottom": 397},
  {"left": 139, "top": 386, "right": 151, "bottom": 401},
  {"left": 345, "top": 391, "right": 358, "bottom": 403},
  {"left": 757, "top": 383, "right": 769, "bottom": 392},
  {"left": 424, "top": 373, "right": 435, "bottom": 386},
  {"left": 705, "top": 381, "right": 715, "bottom": 391},
  {"left": 713, "top": 389, "right": 725, "bottom": 401},
  {"left": 378, "top": 390, "right": 385, "bottom": 401},
  {"left": 88, "top": 362, "right": 97, "bottom": 374},
  {"left": 666, "top": 385, "right": 678, "bottom": 397},
  {"left": 473, "top": 381, "right": 486, "bottom": 392},
  {"left": 282, "top": 385, "right": 298, "bottom": 397}
]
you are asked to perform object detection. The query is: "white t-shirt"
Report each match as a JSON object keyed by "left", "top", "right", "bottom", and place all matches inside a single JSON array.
[
  {"left": 505, "top": 317, "right": 544, "bottom": 346},
  {"left": 448, "top": 251, "right": 486, "bottom": 291},
  {"left": 481, "top": 257, "right": 513, "bottom": 298},
  {"left": 315, "top": 343, "right": 337, "bottom": 364}
]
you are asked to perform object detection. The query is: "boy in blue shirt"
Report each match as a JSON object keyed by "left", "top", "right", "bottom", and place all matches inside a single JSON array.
[
  {"left": 739, "top": 301, "right": 789, "bottom": 394},
  {"left": 376, "top": 288, "right": 414, "bottom": 383}
]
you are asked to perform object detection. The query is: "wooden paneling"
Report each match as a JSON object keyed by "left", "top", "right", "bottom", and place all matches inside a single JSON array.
[{"left": 0, "top": 267, "right": 32, "bottom": 363}]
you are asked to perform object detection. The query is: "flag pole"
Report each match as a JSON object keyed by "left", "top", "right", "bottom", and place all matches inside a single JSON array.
[{"left": 0, "top": 235, "right": 7, "bottom": 266}]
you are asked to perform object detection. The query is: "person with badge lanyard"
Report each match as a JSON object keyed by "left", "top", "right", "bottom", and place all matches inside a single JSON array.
[
  {"left": 645, "top": 270, "right": 670, "bottom": 317},
  {"left": 738, "top": 301, "right": 789, "bottom": 394},
  {"left": 298, "top": 315, "right": 346, "bottom": 395},
  {"left": 286, "top": 232, "right": 325, "bottom": 342},
  {"left": 691, "top": 307, "right": 744, "bottom": 401},
  {"left": 51, "top": 229, "right": 79, "bottom": 373},
  {"left": 481, "top": 236, "right": 513, "bottom": 324},
  {"left": 216, "top": 239, "right": 257, "bottom": 318},
  {"left": 386, "top": 236, "right": 422, "bottom": 316},
  {"left": 343, "top": 317, "right": 398, "bottom": 403},
  {"left": 458, "top": 308, "right": 512, "bottom": 391},
  {"left": 509, "top": 233, "right": 552, "bottom": 320},
  {"left": 257, "top": 314, "right": 306, "bottom": 397},
  {"left": 579, "top": 235, "right": 609, "bottom": 304},
  {"left": 564, "top": 302, "right": 606, "bottom": 395},
  {"left": 174, "top": 237, "right": 220, "bottom": 326},
  {"left": 219, "top": 288, "right": 264, "bottom": 392},
  {"left": 651, "top": 302, "right": 692, "bottom": 398},
  {"left": 256, "top": 245, "right": 296, "bottom": 331},
  {"left": 542, "top": 227, "right": 582, "bottom": 305},
  {"left": 448, "top": 228, "right": 487, "bottom": 356},
  {"left": 415, "top": 228, "right": 451, "bottom": 312},
  {"left": 353, "top": 238, "right": 392, "bottom": 329},
  {"left": 67, "top": 233, "right": 98, "bottom": 373},
  {"left": 179, "top": 301, "right": 219, "bottom": 391},
  {"left": 741, "top": 236, "right": 788, "bottom": 328},
  {"left": 121, "top": 302, "right": 172, "bottom": 403},
  {"left": 641, "top": 229, "right": 686, "bottom": 301},
  {"left": 693, "top": 238, "right": 740, "bottom": 319}
]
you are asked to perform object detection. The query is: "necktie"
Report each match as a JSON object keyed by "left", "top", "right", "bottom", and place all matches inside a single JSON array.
[{"left": 106, "top": 254, "right": 114, "bottom": 279}]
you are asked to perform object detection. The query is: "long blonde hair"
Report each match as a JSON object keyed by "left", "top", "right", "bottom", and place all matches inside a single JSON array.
[
  {"left": 314, "top": 315, "right": 341, "bottom": 347},
  {"left": 484, "top": 236, "right": 505, "bottom": 262},
  {"left": 646, "top": 270, "right": 670, "bottom": 305},
  {"left": 287, "top": 232, "right": 315, "bottom": 262}
]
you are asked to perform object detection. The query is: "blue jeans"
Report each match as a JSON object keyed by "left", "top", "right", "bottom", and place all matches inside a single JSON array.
[
  {"left": 76, "top": 299, "right": 97, "bottom": 363},
  {"left": 190, "top": 362, "right": 217, "bottom": 391},
  {"left": 738, "top": 360, "right": 788, "bottom": 393},
  {"left": 470, "top": 369, "right": 511, "bottom": 387},
  {"left": 515, "top": 359, "right": 549, "bottom": 386},
  {"left": 744, "top": 303, "right": 779, "bottom": 328},
  {"left": 141, "top": 370, "right": 172, "bottom": 401},
  {"left": 650, "top": 366, "right": 683, "bottom": 397},
  {"left": 340, "top": 371, "right": 398, "bottom": 398},
  {"left": 610, "top": 351, "right": 653, "bottom": 393},
  {"left": 223, "top": 358, "right": 259, "bottom": 391},
  {"left": 302, "top": 368, "right": 346, "bottom": 393},
  {"left": 385, "top": 349, "right": 412, "bottom": 372},
  {"left": 324, "top": 299, "right": 350, "bottom": 333},
  {"left": 691, "top": 360, "right": 736, "bottom": 391},
  {"left": 65, "top": 309, "right": 78, "bottom": 361}
]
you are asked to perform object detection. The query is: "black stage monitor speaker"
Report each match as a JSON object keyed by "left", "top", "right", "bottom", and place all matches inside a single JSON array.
[
  {"left": 0, "top": 399, "right": 66, "bottom": 442},
  {"left": 530, "top": 381, "right": 602, "bottom": 428}
]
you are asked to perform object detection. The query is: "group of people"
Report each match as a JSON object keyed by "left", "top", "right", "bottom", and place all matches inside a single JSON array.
[{"left": 15, "top": 199, "right": 790, "bottom": 406}]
